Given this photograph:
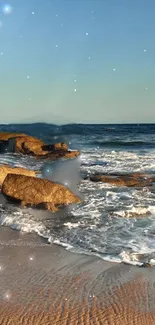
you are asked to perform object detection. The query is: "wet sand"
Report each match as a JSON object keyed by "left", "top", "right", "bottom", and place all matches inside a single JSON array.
[{"left": 0, "top": 227, "right": 155, "bottom": 324}]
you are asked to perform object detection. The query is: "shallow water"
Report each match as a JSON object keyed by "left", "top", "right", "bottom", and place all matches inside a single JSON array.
[{"left": 1, "top": 123, "right": 155, "bottom": 265}]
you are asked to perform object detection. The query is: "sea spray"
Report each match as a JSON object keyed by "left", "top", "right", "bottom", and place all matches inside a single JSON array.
[{"left": 41, "top": 156, "right": 83, "bottom": 199}]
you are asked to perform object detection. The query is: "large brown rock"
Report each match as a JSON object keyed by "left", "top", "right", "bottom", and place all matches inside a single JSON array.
[
  {"left": 2, "top": 174, "right": 81, "bottom": 211},
  {"left": 0, "top": 164, "right": 36, "bottom": 191},
  {"left": 0, "top": 132, "right": 79, "bottom": 159},
  {"left": 89, "top": 173, "right": 153, "bottom": 187}
]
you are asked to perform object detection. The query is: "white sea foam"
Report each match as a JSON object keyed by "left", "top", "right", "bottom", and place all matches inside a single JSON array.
[
  {"left": 115, "top": 206, "right": 155, "bottom": 218},
  {"left": 63, "top": 222, "right": 80, "bottom": 229},
  {"left": 0, "top": 207, "right": 50, "bottom": 239},
  {"left": 52, "top": 239, "right": 73, "bottom": 250}
]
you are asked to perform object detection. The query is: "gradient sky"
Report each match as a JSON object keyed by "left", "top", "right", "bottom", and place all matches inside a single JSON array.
[{"left": 0, "top": 0, "right": 155, "bottom": 124}]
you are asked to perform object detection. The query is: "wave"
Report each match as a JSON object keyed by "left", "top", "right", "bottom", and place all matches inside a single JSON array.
[
  {"left": 1, "top": 123, "right": 155, "bottom": 137},
  {"left": 89, "top": 140, "right": 155, "bottom": 148}
]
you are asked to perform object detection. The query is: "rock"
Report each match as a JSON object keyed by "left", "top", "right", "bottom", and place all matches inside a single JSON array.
[
  {"left": 0, "top": 132, "right": 26, "bottom": 141},
  {"left": 0, "top": 164, "right": 36, "bottom": 191},
  {"left": 0, "top": 133, "right": 44, "bottom": 155},
  {"left": 20, "top": 139, "right": 46, "bottom": 155},
  {"left": 89, "top": 173, "right": 153, "bottom": 187},
  {"left": 14, "top": 136, "right": 44, "bottom": 154},
  {"left": 2, "top": 174, "right": 81, "bottom": 211},
  {"left": 42, "top": 142, "right": 68, "bottom": 152},
  {"left": 0, "top": 132, "right": 79, "bottom": 159}
]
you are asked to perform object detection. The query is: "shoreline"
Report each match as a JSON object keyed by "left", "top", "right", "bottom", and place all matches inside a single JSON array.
[{"left": 0, "top": 226, "right": 155, "bottom": 324}]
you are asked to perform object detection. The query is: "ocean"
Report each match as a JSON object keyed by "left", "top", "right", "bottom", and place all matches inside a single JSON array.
[{"left": 1, "top": 123, "right": 155, "bottom": 266}]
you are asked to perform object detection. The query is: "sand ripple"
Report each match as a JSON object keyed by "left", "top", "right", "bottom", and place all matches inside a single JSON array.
[{"left": 0, "top": 236, "right": 155, "bottom": 324}]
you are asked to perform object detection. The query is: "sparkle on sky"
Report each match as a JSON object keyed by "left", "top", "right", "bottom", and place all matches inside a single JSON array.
[
  {"left": 2, "top": 4, "right": 12, "bottom": 15},
  {"left": 0, "top": 0, "right": 155, "bottom": 123}
]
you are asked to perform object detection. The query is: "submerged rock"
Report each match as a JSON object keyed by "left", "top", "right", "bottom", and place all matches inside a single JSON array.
[
  {"left": 0, "top": 132, "right": 80, "bottom": 159},
  {"left": 2, "top": 174, "right": 81, "bottom": 211},
  {"left": 0, "top": 164, "right": 36, "bottom": 191}
]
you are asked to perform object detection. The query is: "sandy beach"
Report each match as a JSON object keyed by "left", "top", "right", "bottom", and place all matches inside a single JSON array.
[{"left": 0, "top": 227, "right": 154, "bottom": 324}]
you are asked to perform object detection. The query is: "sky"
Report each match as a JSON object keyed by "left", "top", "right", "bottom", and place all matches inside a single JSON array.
[{"left": 0, "top": 0, "right": 155, "bottom": 124}]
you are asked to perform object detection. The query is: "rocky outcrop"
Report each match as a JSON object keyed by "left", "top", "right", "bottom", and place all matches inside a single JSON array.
[
  {"left": 89, "top": 173, "right": 153, "bottom": 187},
  {"left": 2, "top": 174, "right": 81, "bottom": 211},
  {"left": 0, "top": 132, "right": 79, "bottom": 159},
  {"left": 0, "top": 164, "right": 36, "bottom": 191}
]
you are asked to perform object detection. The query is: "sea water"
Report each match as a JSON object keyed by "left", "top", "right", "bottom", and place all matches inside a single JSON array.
[{"left": 1, "top": 123, "right": 155, "bottom": 265}]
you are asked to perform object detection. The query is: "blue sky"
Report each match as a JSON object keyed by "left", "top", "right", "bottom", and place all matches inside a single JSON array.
[{"left": 0, "top": 0, "right": 155, "bottom": 123}]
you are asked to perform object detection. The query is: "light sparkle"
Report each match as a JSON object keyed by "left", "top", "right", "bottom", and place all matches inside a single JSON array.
[
  {"left": 4, "top": 291, "right": 11, "bottom": 301},
  {"left": 2, "top": 4, "right": 12, "bottom": 15},
  {"left": 0, "top": 265, "right": 4, "bottom": 271}
]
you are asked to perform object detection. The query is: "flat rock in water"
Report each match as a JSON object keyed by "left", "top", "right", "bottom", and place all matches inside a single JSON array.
[
  {"left": 89, "top": 173, "right": 153, "bottom": 187},
  {"left": 2, "top": 174, "right": 81, "bottom": 211}
]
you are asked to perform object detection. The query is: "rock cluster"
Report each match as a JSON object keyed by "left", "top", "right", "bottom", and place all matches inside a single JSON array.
[
  {"left": 0, "top": 132, "right": 80, "bottom": 159},
  {"left": 1, "top": 132, "right": 154, "bottom": 213}
]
